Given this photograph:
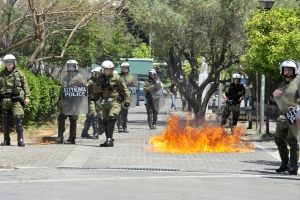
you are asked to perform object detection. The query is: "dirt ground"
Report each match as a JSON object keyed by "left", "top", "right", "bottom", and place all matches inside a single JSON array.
[
  {"left": 0, "top": 124, "right": 58, "bottom": 138},
  {"left": 23, "top": 127, "right": 58, "bottom": 137}
]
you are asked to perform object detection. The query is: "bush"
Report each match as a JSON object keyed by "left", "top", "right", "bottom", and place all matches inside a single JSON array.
[{"left": 21, "top": 69, "right": 60, "bottom": 126}]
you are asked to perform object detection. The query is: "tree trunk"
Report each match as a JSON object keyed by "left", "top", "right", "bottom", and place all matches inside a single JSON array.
[
  {"left": 256, "top": 71, "right": 259, "bottom": 130},
  {"left": 265, "top": 78, "right": 272, "bottom": 134}
]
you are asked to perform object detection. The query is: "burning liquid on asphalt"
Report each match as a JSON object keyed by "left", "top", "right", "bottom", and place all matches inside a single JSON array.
[
  {"left": 149, "top": 115, "right": 253, "bottom": 154},
  {"left": 39, "top": 141, "right": 58, "bottom": 145}
]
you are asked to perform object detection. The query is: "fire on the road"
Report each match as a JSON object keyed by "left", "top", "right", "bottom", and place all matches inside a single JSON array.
[{"left": 149, "top": 115, "right": 253, "bottom": 154}]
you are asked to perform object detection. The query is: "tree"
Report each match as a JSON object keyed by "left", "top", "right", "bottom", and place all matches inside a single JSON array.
[
  {"left": 132, "top": 43, "right": 150, "bottom": 58},
  {"left": 0, "top": 0, "right": 119, "bottom": 68},
  {"left": 97, "top": 22, "right": 136, "bottom": 63},
  {"left": 127, "top": 0, "right": 256, "bottom": 118},
  {"left": 242, "top": 8, "right": 300, "bottom": 133}
]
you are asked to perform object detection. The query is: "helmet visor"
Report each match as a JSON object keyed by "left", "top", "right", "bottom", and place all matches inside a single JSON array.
[
  {"left": 5, "top": 60, "right": 14, "bottom": 64},
  {"left": 67, "top": 64, "right": 76, "bottom": 72}
]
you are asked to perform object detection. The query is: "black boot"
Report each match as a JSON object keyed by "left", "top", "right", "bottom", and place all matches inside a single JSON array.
[
  {"left": 98, "top": 118, "right": 105, "bottom": 135},
  {"left": 275, "top": 137, "right": 289, "bottom": 173},
  {"left": 147, "top": 110, "right": 154, "bottom": 129},
  {"left": 287, "top": 138, "right": 298, "bottom": 175},
  {"left": 122, "top": 109, "right": 129, "bottom": 133},
  {"left": 14, "top": 115, "right": 25, "bottom": 147},
  {"left": 100, "top": 138, "right": 114, "bottom": 147},
  {"left": 1, "top": 110, "right": 11, "bottom": 146},
  {"left": 65, "top": 117, "right": 76, "bottom": 144},
  {"left": 117, "top": 111, "right": 123, "bottom": 133},
  {"left": 92, "top": 114, "right": 100, "bottom": 139},
  {"left": 81, "top": 115, "right": 92, "bottom": 138},
  {"left": 152, "top": 110, "right": 158, "bottom": 129},
  {"left": 100, "top": 117, "right": 115, "bottom": 147},
  {"left": 55, "top": 113, "right": 65, "bottom": 143}
]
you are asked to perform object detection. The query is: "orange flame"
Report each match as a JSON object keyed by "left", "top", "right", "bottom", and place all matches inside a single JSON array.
[
  {"left": 39, "top": 141, "right": 58, "bottom": 145},
  {"left": 149, "top": 115, "right": 253, "bottom": 154}
]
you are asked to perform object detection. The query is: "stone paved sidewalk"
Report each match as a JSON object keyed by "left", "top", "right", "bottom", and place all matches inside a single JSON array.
[{"left": 0, "top": 99, "right": 289, "bottom": 177}]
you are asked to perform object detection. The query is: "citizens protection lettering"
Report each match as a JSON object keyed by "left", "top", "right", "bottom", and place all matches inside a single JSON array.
[
  {"left": 63, "top": 86, "right": 87, "bottom": 97},
  {"left": 284, "top": 106, "right": 299, "bottom": 125},
  {"left": 152, "top": 88, "right": 163, "bottom": 100},
  {"left": 128, "top": 86, "right": 137, "bottom": 95}
]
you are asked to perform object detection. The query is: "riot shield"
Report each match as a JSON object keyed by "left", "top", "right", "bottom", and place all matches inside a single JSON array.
[
  {"left": 274, "top": 78, "right": 300, "bottom": 141},
  {"left": 149, "top": 77, "right": 165, "bottom": 111},
  {"left": 124, "top": 73, "right": 137, "bottom": 108},
  {"left": 61, "top": 69, "right": 88, "bottom": 115}
]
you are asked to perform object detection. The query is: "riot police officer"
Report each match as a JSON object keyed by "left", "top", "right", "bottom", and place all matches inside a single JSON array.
[
  {"left": 273, "top": 60, "right": 299, "bottom": 175},
  {"left": 221, "top": 74, "right": 245, "bottom": 129},
  {"left": 92, "top": 60, "right": 130, "bottom": 147},
  {"left": 55, "top": 59, "right": 86, "bottom": 144},
  {"left": 0, "top": 54, "right": 31, "bottom": 147},
  {"left": 117, "top": 62, "right": 136, "bottom": 133},
  {"left": 144, "top": 69, "right": 160, "bottom": 129},
  {"left": 93, "top": 67, "right": 105, "bottom": 136},
  {"left": 81, "top": 67, "right": 102, "bottom": 139}
]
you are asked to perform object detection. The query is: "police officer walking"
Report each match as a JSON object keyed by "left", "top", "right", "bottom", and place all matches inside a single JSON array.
[
  {"left": 81, "top": 67, "right": 102, "bottom": 139},
  {"left": 273, "top": 60, "right": 299, "bottom": 175},
  {"left": 144, "top": 69, "right": 161, "bottom": 129},
  {"left": 0, "top": 54, "right": 31, "bottom": 147},
  {"left": 92, "top": 60, "right": 130, "bottom": 147},
  {"left": 93, "top": 67, "right": 105, "bottom": 136},
  {"left": 117, "top": 62, "right": 136, "bottom": 133},
  {"left": 55, "top": 60, "right": 87, "bottom": 144},
  {"left": 221, "top": 74, "right": 245, "bottom": 130}
]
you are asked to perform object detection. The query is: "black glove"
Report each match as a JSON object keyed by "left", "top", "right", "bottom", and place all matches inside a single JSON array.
[
  {"left": 12, "top": 96, "right": 20, "bottom": 102},
  {"left": 116, "top": 95, "right": 124, "bottom": 102},
  {"left": 124, "top": 102, "right": 130, "bottom": 107}
]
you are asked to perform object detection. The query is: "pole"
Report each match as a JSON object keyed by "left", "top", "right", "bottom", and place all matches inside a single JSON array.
[
  {"left": 260, "top": 74, "right": 265, "bottom": 133},
  {"left": 218, "top": 82, "right": 222, "bottom": 109}
]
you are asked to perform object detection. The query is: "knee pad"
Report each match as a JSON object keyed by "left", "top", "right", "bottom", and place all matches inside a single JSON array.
[
  {"left": 108, "top": 116, "right": 117, "bottom": 122},
  {"left": 153, "top": 110, "right": 158, "bottom": 115},
  {"left": 275, "top": 137, "right": 286, "bottom": 147},
  {"left": 102, "top": 119, "right": 108, "bottom": 126},
  {"left": 14, "top": 115, "right": 22, "bottom": 123}
]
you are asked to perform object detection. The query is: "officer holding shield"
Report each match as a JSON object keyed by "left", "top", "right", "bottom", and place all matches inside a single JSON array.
[
  {"left": 92, "top": 60, "right": 130, "bottom": 147},
  {"left": 143, "top": 69, "right": 163, "bottom": 129},
  {"left": 273, "top": 60, "right": 299, "bottom": 175},
  {"left": 117, "top": 62, "right": 136, "bottom": 133},
  {"left": 55, "top": 60, "right": 87, "bottom": 144},
  {"left": 80, "top": 67, "right": 102, "bottom": 139},
  {"left": 221, "top": 74, "right": 245, "bottom": 130},
  {"left": 93, "top": 67, "right": 105, "bottom": 137},
  {"left": 0, "top": 54, "right": 30, "bottom": 147}
]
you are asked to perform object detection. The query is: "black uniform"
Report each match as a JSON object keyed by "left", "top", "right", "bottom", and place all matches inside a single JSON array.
[
  {"left": 221, "top": 83, "right": 245, "bottom": 127},
  {"left": 143, "top": 77, "right": 158, "bottom": 129}
]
